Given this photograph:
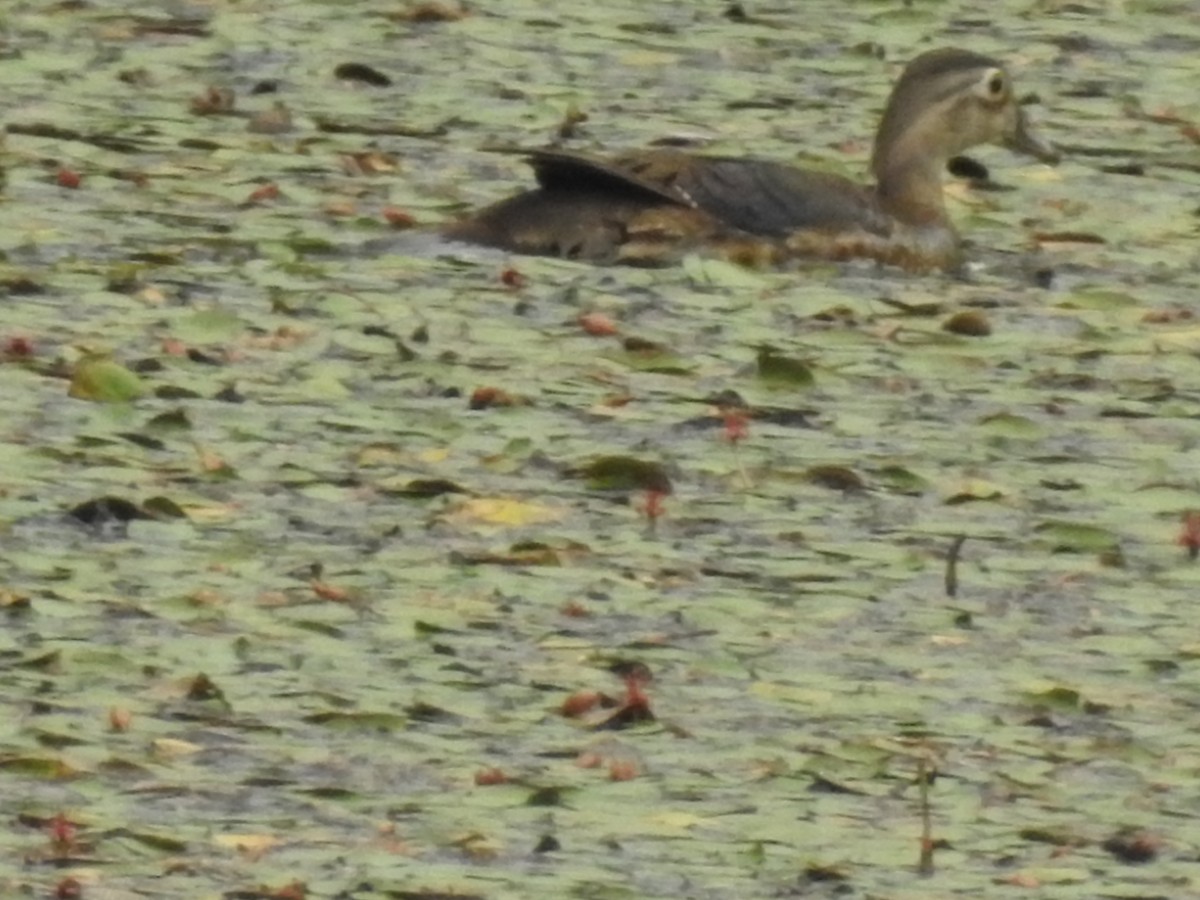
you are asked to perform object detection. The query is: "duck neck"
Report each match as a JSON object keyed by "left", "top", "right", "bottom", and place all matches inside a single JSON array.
[
  {"left": 871, "top": 114, "right": 957, "bottom": 230},
  {"left": 872, "top": 155, "right": 952, "bottom": 230}
]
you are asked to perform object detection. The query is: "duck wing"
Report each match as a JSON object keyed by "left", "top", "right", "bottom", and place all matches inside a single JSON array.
[
  {"left": 523, "top": 148, "right": 892, "bottom": 238},
  {"left": 521, "top": 148, "right": 686, "bottom": 204}
]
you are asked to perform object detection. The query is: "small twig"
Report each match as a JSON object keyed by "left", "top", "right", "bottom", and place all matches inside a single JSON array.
[
  {"left": 917, "top": 757, "right": 935, "bottom": 877},
  {"left": 719, "top": 406, "right": 752, "bottom": 489},
  {"left": 944, "top": 534, "right": 967, "bottom": 597},
  {"left": 730, "top": 440, "right": 751, "bottom": 490},
  {"left": 6, "top": 122, "right": 149, "bottom": 154}
]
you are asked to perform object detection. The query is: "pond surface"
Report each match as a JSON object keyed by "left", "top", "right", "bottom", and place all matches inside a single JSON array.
[{"left": 3, "top": 1, "right": 1200, "bottom": 898}]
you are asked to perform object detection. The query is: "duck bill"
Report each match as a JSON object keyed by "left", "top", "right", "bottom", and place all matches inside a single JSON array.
[{"left": 1006, "top": 106, "right": 1060, "bottom": 164}]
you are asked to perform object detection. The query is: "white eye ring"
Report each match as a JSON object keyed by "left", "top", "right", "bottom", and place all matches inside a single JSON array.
[{"left": 978, "top": 68, "right": 1007, "bottom": 100}]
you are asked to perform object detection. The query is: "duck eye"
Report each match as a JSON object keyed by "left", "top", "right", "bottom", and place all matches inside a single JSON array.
[{"left": 985, "top": 72, "right": 1006, "bottom": 96}]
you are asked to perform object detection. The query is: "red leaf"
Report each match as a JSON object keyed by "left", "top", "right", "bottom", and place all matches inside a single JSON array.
[
  {"left": 499, "top": 267, "right": 526, "bottom": 289},
  {"left": 1177, "top": 510, "right": 1200, "bottom": 560},
  {"left": 474, "top": 767, "right": 509, "bottom": 786},
  {"left": 578, "top": 312, "right": 619, "bottom": 336},
  {"left": 247, "top": 182, "right": 280, "bottom": 203},
  {"left": 383, "top": 206, "right": 417, "bottom": 228}
]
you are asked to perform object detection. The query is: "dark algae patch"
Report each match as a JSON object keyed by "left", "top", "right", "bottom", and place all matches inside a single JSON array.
[{"left": 2, "top": 2, "right": 1200, "bottom": 898}]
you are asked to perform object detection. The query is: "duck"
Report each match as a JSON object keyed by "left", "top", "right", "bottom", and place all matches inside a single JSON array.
[{"left": 441, "top": 48, "right": 1059, "bottom": 271}]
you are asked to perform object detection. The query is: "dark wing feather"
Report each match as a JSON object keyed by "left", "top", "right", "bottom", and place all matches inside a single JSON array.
[
  {"left": 518, "top": 149, "right": 891, "bottom": 238},
  {"left": 661, "top": 157, "right": 892, "bottom": 238},
  {"left": 521, "top": 148, "right": 686, "bottom": 205}
]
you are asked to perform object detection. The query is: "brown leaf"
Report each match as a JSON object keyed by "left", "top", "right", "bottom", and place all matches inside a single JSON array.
[
  {"left": 942, "top": 309, "right": 992, "bottom": 337},
  {"left": 804, "top": 465, "right": 865, "bottom": 492},
  {"left": 389, "top": 1, "right": 469, "bottom": 23}
]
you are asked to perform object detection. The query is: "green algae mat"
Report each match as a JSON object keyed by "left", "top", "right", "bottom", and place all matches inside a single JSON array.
[{"left": 3, "top": 2, "right": 1200, "bottom": 898}]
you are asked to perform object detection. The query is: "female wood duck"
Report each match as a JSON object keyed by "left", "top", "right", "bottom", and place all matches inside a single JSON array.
[{"left": 442, "top": 48, "right": 1059, "bottom": 271}]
